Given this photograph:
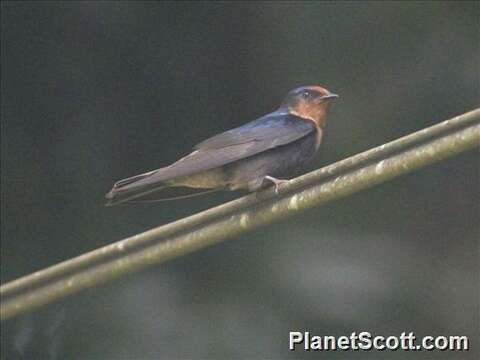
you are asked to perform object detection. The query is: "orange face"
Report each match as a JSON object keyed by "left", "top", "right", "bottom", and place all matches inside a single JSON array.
[{"left": 281, "top": 85, "right": 338, "bottom": 128}]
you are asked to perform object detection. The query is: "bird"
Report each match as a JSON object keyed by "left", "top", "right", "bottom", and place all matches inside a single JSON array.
[{"left": 105, "top": 85, "right": 338, "bottom": 206}]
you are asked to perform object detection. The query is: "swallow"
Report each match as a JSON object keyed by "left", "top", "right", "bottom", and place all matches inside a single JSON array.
[{"left": 105, "top": 85, "right": 338, "bottom": 206}]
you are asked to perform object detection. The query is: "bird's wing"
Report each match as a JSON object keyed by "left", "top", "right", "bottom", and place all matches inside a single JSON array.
[
  {"left": 193, "top": 112, "right": 314, "bottom": 150},
  {"left": 108, "top": 113, "right": 315, "bottom": 195}
]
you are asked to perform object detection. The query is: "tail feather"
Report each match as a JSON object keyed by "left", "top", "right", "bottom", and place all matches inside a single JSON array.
[
  {"left": 126, "top": 188, "right": 221, "bottom": 204},
  {"left": 112, "top": 170, "right": 158, "bottom": 189},
  {"left": 105, "top": 169, "right": 223, "bottom": 206},
  {"left": 105, "top": 184, "right": 221, "bottom": 206},
  {"left": 105, "top": 182, "right": 167, "bottom": 207}
]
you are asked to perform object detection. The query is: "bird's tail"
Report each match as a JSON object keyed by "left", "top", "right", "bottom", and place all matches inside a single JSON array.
[
  {"left": 105, "top": 170, "right": 220, "bottom": 206},
  {"left": 105, "top": 170, "right": 166, "bottom": 206}
]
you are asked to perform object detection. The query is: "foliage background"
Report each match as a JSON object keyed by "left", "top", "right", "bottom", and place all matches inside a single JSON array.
[{"left": 1, "top": 1, "right": 478, "bottom": 359}]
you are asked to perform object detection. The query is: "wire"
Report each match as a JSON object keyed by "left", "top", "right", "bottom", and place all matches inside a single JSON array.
[{"left": 1, "top": 108, "right": 479, "bottom": 320}]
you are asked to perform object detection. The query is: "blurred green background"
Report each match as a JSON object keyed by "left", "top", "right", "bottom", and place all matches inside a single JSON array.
[{"left": 1, "top": 1, "right": 478, "bottom": 359}]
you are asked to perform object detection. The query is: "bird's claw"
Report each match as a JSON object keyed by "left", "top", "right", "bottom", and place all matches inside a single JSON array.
[{"left": 263, "top": 176, "right": 289, "bottom": 194}]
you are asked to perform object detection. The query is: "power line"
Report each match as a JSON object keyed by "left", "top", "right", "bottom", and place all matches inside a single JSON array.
[{"left": 1, "top": 108, "right": 479, "bottom": 320}]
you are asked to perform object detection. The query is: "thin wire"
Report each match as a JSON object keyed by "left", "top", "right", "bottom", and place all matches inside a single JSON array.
[
  {"left": 1, "top": 109, "right": 479, "bottom": 320},
  {"left": 2, "top": 109, "right": 478, "bottom": 300}
]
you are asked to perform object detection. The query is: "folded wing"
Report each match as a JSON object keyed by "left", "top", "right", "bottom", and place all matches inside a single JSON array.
[{"left": 107, "top": 113, "right": 315, "bottom": 200}]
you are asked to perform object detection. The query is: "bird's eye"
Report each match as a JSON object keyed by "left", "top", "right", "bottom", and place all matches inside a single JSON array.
[{"left": 302, "top": 91, "right": 311, "bottom": 99}]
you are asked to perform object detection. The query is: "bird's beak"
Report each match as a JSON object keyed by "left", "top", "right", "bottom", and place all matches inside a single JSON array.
[{"left": 320, "top": 93, "right": 339, "bottom": 100}]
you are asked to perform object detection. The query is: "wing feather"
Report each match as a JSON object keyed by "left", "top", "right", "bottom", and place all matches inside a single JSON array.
[{"left": 107, "top": 112, "right": 316, "bottom": 195}]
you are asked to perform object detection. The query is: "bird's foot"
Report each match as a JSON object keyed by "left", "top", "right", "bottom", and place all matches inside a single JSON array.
[{"left": 262, "top": 176, "right": 289, "bottom": 194}]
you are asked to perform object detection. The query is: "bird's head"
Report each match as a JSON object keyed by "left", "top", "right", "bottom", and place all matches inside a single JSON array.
[{"left": 280, "top": 85, "right": 338, "bottom": 128}]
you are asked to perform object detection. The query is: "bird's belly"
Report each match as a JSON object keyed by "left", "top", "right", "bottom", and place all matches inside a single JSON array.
[
  {"left": 169, "top": 168, "right": 227, "bottom": 189},
  {"left": 224, "top": 133, "right": 318, "bottom": 191}
]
